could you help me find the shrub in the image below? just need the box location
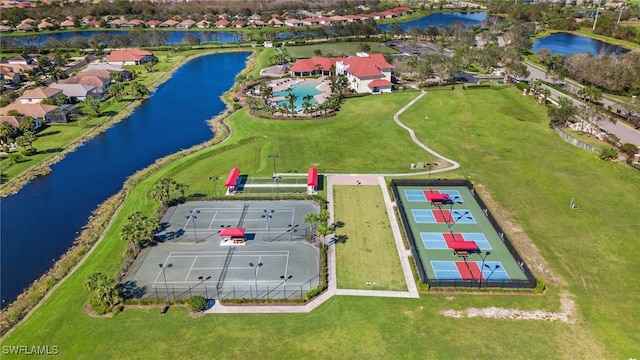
[516,82,530,90]
[534,280,546,294]
[89,297,110,315]
[187,295,207,312]
[599,146,618,161]
[620,143,639,157]
[233,103,242,110]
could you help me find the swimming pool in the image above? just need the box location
[273,80,323,111]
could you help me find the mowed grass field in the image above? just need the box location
[2,86,639,359]
[334,185,406,291]
[285,42,399,59]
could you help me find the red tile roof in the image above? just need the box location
[104,49,153,63]
[367,79,393,88]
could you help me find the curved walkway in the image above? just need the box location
[209,90,460,314]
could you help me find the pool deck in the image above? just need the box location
[267,77,332,110]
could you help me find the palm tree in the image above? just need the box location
[301,94,313,114]
[285,89,297,117]
[1,120,18,140]
[303,213,319,232]
[174,182,189,201]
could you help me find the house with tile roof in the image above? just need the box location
[0,103,68,125]
[18,87,63,104]
[49,83,100,101]
[104,49,154,66]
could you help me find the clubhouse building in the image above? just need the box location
[289,53,393,94]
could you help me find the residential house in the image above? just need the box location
[0,103,65,126]
[121,19,145,28]
[301,17,321,26]
[107,19,127,28]
[176,19,196,29]
[104,49,154,66]
[86,61,132,80]
[252,20,266,28]
[18,87,63,104]
[231,19,246,28]
[268,19,283,27]
[145,20,162,28]
[16,23,33,31]
[49,83,100,101]
[59,19,75,29]
[0,66,22,84]
[214,19,230,28]
[6,54,36,65]
[284,19,304,27]
[58,71,110,95]
[0,25,12,32]
[86,20,101,28]
[196,20,211,28]
[248,14,262,23]
[159,19,178,28]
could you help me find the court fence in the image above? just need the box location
[141,274,321,302]
[391,179,537,289]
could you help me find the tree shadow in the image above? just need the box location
[37,130,61,137]
[120,280,146,299]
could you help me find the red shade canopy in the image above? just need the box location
[307,167,318,186]
[219,228,245,237]
[224,167,241,187]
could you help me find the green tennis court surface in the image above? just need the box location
[392,180,536,288]
[123,200,322,300]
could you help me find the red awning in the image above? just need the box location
[443,233,479,251]
[224,167,241,187]
[219,228,245,237]
[307,167,318,186]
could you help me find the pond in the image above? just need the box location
[532,32,630,56]
[0,52,249,308]
[379,11,488,31]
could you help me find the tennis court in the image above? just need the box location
[124,200,322,300]
[392,180,536,288]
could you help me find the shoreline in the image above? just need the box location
[0,48,248,198]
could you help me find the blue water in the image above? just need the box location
[1,30,244,46]
[0,52,249,307]
[532,32,630,56]
[273,80,322,111]
[379,12,488,31]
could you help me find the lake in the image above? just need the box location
[379,11,488,31]
[0,52,249,308]
[532,32,630,56]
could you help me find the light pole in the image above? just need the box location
[249,262,263,298]
[208,176,219,198]
[159,263,173,301]
[478,251,491,288]
[427,162,438,189]
[287,224,299,241]
[198,275,211,298]
[280,274,293,298]
[262,209,274,241]
[269,154,279,193]
[186,210,200,242]
[483,264,501,288]
[442,196,462,226]
[448,210,471,242]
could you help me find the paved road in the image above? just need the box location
[525,62,640,147]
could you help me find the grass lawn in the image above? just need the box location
[2,84,639,358]
[334,185,406,291]
[285,42,399,59]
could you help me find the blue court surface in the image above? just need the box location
[404,189,463,202]
[420,232,491,250]
[430,261,510,280]
[411,209,476,224]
